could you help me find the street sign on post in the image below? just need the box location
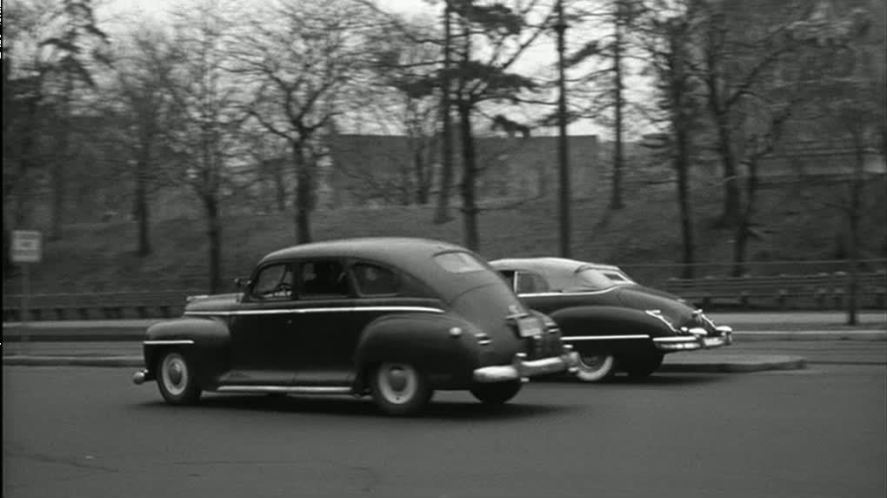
[11,230,42,263]
[10,230,41,350]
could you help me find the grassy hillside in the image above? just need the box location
[5,177,886,293]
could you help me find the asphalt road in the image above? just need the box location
[4,360,885,498]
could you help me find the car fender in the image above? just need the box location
[143,317,230,387]
[354,313,480,389]
[548,305,674,339]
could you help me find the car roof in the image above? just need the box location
[491,257,624,274]
[260,237,466,267]
[259,237,505,303]
[490,257,587,280]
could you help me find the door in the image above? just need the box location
[227,262,298,385]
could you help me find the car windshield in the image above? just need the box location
[601,270,634,284]
[568,267,617,291]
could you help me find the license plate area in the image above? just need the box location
[517,316,543,337]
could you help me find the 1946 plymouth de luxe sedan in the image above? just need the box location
[490,257,733,382]
[133,238,579,415]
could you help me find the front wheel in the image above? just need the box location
[369,362,433,416]
[470,380,522,405]
[156,350,201,405]
[574,352,616,382]
[620,352,664,378]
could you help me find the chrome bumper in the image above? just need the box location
[473,348,580,383]
[653,326,733,352]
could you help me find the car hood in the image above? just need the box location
[615,286,695,327]
[621,283,687,303]
[185,293,242,312]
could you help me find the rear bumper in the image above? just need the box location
[653,327,733,351]
[473,347,580,383]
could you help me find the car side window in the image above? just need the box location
[251,264,294,300]
[352,263,400,296]
[298,260,350,299]
[515,271,549,294]
[497,270,517,290]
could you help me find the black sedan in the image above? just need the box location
[133,238,578,415]
[490,257,732,382]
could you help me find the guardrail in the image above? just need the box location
[664,271,886,310]
[2,290,205,322]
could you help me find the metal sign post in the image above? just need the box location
[11,230,42,351]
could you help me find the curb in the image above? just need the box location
[735,331,887,342]
[2,356,143,367]
[661,355,807,373]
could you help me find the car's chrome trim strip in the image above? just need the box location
[184,306,445,317]
[216,385,352,394]
[562,334,650,341]
[653,336,701,343]
[143,340,196,346]
[518,288,619,297]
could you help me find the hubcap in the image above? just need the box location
[162,355,188,396]
[579,355,607,371]
[378,363,417,404]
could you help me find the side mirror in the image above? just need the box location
[234,277,250,290]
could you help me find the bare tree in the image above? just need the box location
[447,0,553,251]
[160,1,246,292]
[36,0,111,240]
[108,27,180,256]
[365,18,442,205]
[639,0,706,278]
[697,1,808,227]
[232,0,376,244]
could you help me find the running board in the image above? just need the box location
[216,385,353,395]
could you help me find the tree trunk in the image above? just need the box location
[675,129,695,279]
[134,145,151,257]
[204,196,222,294]
[730,159,759,277]
[610,12,625,210]
[457,101,479,251]
[293,141,312,244]
[414,144,431,205]
[845,138,865,325]
[274,160,287,212]
[434,1,454,224]
[51,77,75,241]
[714,115,741,226]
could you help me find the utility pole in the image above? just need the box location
[555,0,571,258]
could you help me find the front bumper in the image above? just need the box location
[473,347,580,383]
[653,326,733,352]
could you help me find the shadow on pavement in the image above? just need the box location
[133,394,580,421]
[533,372,730,387]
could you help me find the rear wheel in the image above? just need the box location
[574,352,616,382]
[369,362,433,416]
[470,380,522,405]
[620,352,664,378]
[156,350,201,405]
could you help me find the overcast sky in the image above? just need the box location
[96,0,613,137]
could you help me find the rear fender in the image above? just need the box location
[550,305,670,355]
[354,313,479,390]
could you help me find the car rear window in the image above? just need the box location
[433,251,486,273]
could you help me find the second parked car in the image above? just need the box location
[491,257,733,382]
